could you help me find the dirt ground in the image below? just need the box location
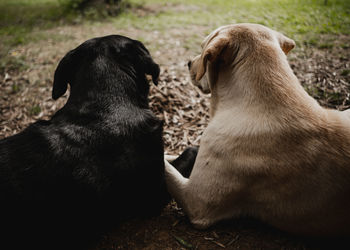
[1,8,350,249]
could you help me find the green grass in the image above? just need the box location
[120,0,350,45]
[29,104,41,116]
[341,69,350,76]
[0,0,349,60]
[0,0,66,47]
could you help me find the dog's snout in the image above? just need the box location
[187,60,192,69]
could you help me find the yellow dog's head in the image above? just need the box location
[188,23,295,94]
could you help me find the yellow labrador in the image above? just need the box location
[165,23,350,236]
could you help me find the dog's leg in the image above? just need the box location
[165,148,240,229]
[164,159,189,191]
[164,159,189,207]
[164,159,217,229]
[164,155,178,162]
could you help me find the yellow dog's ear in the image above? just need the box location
[196,36,230,81]
[277,32,295,55]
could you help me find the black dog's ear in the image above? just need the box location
[135,42,160,85]
[146,61,160,85]
[52,50,76,100]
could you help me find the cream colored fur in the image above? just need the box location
[165,23,350,236]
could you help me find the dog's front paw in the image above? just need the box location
[164,154,178,162]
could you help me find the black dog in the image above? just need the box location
[0,35,197,249]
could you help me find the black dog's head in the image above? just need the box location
[52,35,160,101]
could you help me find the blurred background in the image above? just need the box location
[0,0,350,249]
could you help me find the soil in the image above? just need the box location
[1,8,350,249]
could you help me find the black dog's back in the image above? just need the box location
[0,117,167,249]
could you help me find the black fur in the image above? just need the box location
[171,146,198,178]
[0,35,196,249]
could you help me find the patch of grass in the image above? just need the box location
[304,36,319,47]
[1,0,349,49]
[116,0,350,50]
[304,85,322,98]
[318,43,334,49]
[0,0,66,45]
[0,0,133,75]
[341,69,350,76]
[0,0,130,53]
[183,35,203,53]
[327,92,343,104]
[0,55,28,74]
[0,0,69,67]
[28,105,41,116]
[11,83,21,94]
[1,0,349,64]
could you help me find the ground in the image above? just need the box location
[1,0,350,249]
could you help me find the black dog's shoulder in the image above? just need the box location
[0,120,52,173]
